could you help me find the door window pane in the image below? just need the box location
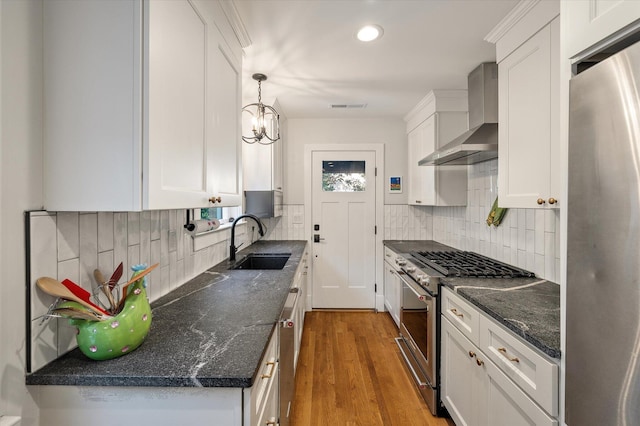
[322,160,366,192]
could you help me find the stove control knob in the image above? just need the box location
[416,274,426,283]
[396,257,407,266]
[406,266,416,273]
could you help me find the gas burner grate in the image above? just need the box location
[413,251,535,278]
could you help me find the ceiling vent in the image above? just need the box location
[329,103,367,109]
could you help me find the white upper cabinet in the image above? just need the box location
[405,91,468,207]
[242,100,285,192]
[565,0,640,60]
[487,0,560,209]
[44,0,242,211]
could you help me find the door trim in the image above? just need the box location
[304,144,384,311]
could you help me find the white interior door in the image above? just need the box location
[311,150,376,309]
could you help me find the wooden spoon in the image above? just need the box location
[36,277,112,317]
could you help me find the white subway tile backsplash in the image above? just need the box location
[127,212,140,246]
[150,210,161,241]
[385,159,561,282]
[28,204,261,372]
[79,213,98,292]
[97,212,114,253]
[114,212,128,277]
[57,212,79,261]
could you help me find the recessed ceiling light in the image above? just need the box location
[357,25,383,42]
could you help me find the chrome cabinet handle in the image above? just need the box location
[265,418,277,425]
[450,308,464,318]
[498,347,520,363]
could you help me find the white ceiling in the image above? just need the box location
[235,0,519,119]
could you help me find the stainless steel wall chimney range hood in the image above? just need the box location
[419,62,498,166]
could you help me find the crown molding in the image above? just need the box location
[403,90,467,124]
[220,0,252,49]
[484,0,539,44]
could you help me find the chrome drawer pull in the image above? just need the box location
[265,418,277,425]
[450,308,464,318]
[498,347,520,363]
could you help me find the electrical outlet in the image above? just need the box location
[168,230,177,252]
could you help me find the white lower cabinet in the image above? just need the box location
[440,288,558,426]
[293,250,309,370]
[383,261,401,328]
[383,247,401,327]
[244,330,279,426]
[442,319,557,426]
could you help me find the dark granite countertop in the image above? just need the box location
[26,240,307,388]
[383,240,561,360]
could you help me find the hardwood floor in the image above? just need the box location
[290,311,456,426]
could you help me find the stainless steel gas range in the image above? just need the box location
[393,250,534,416]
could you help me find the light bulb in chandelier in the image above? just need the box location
[242,73,280,144]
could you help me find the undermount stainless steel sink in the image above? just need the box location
[230,253,291,270]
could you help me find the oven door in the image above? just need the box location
[399,274,436,387]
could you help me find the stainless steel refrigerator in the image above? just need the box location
[567,38,640,425]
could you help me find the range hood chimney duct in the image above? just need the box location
[419,62,498,166]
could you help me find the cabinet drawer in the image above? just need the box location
[384,247,397,264]
[254,366,279,426]
[480,315,558,417]
[251,331,279,420]
[441,287,480,345]
[484,352,558,426]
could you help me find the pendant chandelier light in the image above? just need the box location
[242,73,280,144]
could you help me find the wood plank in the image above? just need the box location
[291,311,455,426]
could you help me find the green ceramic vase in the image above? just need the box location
[69,275,152,361]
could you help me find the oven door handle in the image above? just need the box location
[399,273,430,303]
[395,337,429,389]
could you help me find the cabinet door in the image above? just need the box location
[272,124,284,191]
[383,263,400,328]
[44,0,143,212]
[565,0,640,59]
[208,27,242,207]
[441,318,485,426]
[408,113,467,207]
[498,21,559,209]
[432,112,468,206]
[408,120,427,205]
[146,0,209,209]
